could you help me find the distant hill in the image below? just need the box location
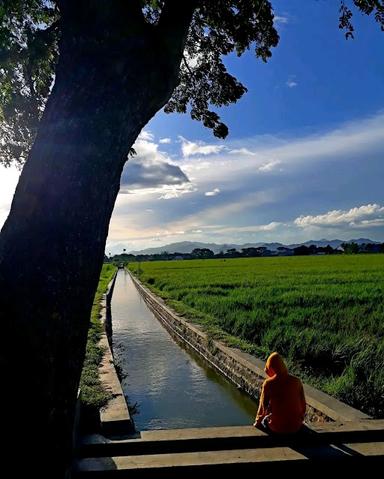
[129,241,239,255]
[128,238,380,255]
[287,238,379,249]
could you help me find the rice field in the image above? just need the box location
[128,255,384,417]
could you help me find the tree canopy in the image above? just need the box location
[0,0,383,167]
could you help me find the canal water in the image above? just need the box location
[111,269,257,431]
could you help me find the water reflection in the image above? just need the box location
[111,269,257,431]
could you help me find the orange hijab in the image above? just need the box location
[265,351,288,377]
[255,352,306,434]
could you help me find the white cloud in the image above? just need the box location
[107,113,384,249]
[137,130,154,141]
[178,113,384,187]
[211,222,283,235]
[0,165,20,230]
[179,136,225,157]
[274,15,289,24]
[198,111,384,181]
[205,188,221,197]
[295,204,384,228]
[286,77,298,88]
[355,219,384,228]
[165,189,279,234]
[258,160,281,172]
[159,138,171,144]
[229,148,256,156]
[159,183,197,200]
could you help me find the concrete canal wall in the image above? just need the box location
[130,272,370,424]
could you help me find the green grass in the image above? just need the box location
[80,263,117,408]
[129,255,384,417]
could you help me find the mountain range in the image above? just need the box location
[128,238,379,255]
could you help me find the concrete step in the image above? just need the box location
[74,441,384,477]
[78,421,384,457]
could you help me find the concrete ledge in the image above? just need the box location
[81,419,384,445]
[78,420,384,461]
[303,382,369,422]
[99,273,135,436]
[76,440,384,476]
[130,272,370,423]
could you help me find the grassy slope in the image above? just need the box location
[80,263,117,408]
[129,255,384,417]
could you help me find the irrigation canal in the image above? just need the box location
[111,269,257,431]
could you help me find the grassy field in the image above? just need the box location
[80,263,117,409]
[129,255,384,417]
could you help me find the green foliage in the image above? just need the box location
[164,1,278,138]
[80,263,117,409]
[0,0,59,166]
[129,255,384,417]
[1,1,382,166]
[341,241,360,254]
[339,1,384,39]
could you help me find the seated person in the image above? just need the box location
[253,352,306,434]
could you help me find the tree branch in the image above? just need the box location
[157,0,199,78]
[159,0,199,46]
[182,54,194,77]
[122,0,143,15]
[57,0,146,33]
[115,0,145,26]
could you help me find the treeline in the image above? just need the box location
[107,241,384,264]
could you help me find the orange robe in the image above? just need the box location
[255,352,306,434]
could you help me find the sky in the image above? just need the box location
[1,1,384,254]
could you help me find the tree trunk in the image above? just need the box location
[0,21,183,476]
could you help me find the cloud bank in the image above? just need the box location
[295,204,384,228]
[107,112,384,252]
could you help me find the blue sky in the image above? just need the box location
[1,1,383,253]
